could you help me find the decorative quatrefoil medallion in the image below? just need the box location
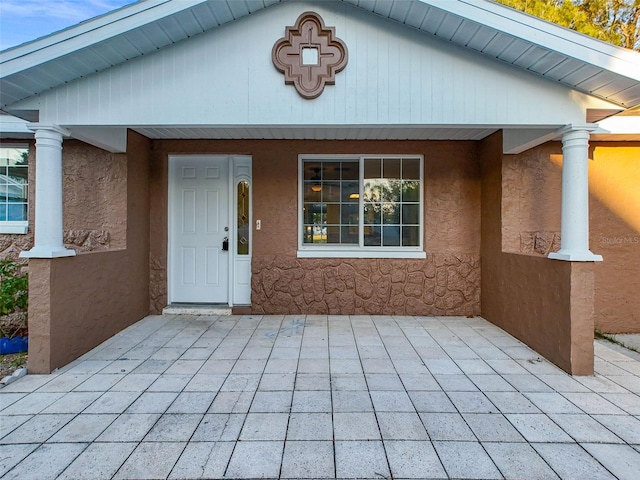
[272,12,348,99]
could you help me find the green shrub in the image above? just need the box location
[0,261,28,315]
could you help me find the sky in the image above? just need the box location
[0,0,139,51]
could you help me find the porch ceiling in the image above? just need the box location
[1,0,640,111]
[132,125,499,141]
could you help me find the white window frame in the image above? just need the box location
[297,154,426,259]
[0,143,29,234]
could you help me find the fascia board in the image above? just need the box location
[0,0,210,77]
[424,0,640,81]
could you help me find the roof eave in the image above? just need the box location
[2,0,640,110]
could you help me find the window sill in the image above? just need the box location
[0,222,28,234]
[297,248,426,259]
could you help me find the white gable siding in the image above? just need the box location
[19,1,616,127]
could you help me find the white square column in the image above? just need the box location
[20,125,76,259]
[548,125,602,262]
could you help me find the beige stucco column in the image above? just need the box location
[549,124,602,262]
[20,124,76,259]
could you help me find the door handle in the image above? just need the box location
[222,237,229,251]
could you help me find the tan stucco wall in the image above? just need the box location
[150,139,481,315]
[502,143,562,255]
[590,143,640,333]
[480,131,594,375]
[27,131,151,373]
[501,141,640,334]
[62,140,127,251]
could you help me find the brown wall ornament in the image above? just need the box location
[272,12,348,99]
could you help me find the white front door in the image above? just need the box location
[169,155,229,303]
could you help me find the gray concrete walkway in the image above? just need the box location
[606,333,640,354]
[1,314,640,480]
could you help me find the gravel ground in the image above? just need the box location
[0,311,27,338]
[0,311,28,380]
[0,352,27,379]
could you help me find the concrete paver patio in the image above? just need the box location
[1,314,640,480]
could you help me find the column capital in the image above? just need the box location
[26,123,70,137]
[556,123,599,137]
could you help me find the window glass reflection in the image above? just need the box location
[302,156,422,248]
[0,146,29,222]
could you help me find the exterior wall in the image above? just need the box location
[589,143,640,333]
[502,143,562,256]
[251,256,479,315]
[28,131,151,373]
[2,137,133,372]
[480,131,594,375]
[0,233,32,264]
[0,139,128,262]
[62,140,127,251]
[150,139,481,316]
[502,141,640,333]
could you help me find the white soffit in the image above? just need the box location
[1,0,640,112]
[132,126,499,141]
[502,127,559,154]
[69,127,128,152]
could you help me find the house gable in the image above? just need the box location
[2,0,639,153]
[12,1,618,129]
[3,0,640,110]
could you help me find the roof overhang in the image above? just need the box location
[1,0,640,114]
[3,117,636,153]
[0,114,33,139]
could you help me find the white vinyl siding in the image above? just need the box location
[16,2,613,128]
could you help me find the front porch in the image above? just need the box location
[3,0,640,383]
[2,314,640,479]
[20,132,600,376]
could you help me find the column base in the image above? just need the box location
[548,250,603,262]
[20,246,76,259]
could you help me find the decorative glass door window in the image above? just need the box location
[237,181,250,255]
[300,155,423,256]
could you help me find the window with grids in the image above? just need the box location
[0,146,28,225]
[300,156,422,252]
